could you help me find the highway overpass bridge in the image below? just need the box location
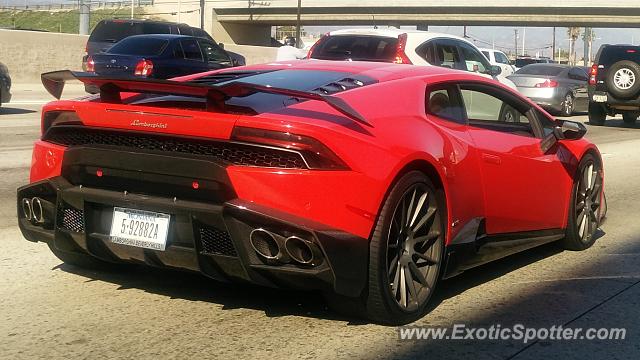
[153,1,640,45]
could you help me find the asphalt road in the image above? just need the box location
[1,85,640,360]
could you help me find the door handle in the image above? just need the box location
[482,153,502,165]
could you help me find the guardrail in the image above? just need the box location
[0,1,154,11]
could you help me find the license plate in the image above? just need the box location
[109,207,170,251]
[592,94,608,102]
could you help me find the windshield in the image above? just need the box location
[107,37,169,56]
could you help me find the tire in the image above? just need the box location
[605,60,640,99]
[622,112,638,125]
[47,243,126,270]
[561,93,574,117]
[561,153,604,251]
[361,171,445,324]
[588,102,607,125]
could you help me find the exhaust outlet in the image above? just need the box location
[21,198,33,221]
[284,236,317,265]
[31,197,54,225]
[249,229,282,261]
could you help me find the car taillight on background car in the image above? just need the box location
[589,64,598,85]
[393,33,412,64]
[231,126,349,170]
[85,56,95,72]
[134,59,154,77]
[534,79,558,88]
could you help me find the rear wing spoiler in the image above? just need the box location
[41,70,371,127]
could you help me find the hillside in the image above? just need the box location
[0,8,152,34]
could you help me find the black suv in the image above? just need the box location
[588,44,640,125]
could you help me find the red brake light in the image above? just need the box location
[534,79,558,88]
[589,64,598,85]
[86,56,95,72]
[306,32,329,59]
[393,33,412,64]
[231,126,349,170]
[134,59,154,77]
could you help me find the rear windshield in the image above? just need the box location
[515,58,540,68]
[107,37,169,56]
[515,65,565,76]
[89,21,171,43]
[310,35,398,62]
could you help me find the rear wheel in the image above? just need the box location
[363,171,445,324]
[606,60,640,99]
[561,93,574,116]
[588,102,607,126]
[622,112,638,125]
[561,154,603,251]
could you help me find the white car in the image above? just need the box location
[480,48,516,77]
[307,28,517,90]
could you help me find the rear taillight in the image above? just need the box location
[42,111,82,135]
[134,59,154,77]
[589,64,598,85]
[534,79,558,88]
[393,33,412,64]
[86,56,95,72]
[231,126,349,170]
[306,33,329,59]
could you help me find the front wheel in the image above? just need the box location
[588,102,607,126]
[362,171,445,324]
[561,154,604,251]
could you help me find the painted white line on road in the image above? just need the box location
[6,101,47,105]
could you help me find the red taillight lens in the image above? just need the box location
[534,79,558,88]
[306,33,329,59]
[393,33,412,64]
[589,64,598,85]
[134,59,154,77]
[231,126,349,170]
[42,111,82,135]
[86,56,95,72]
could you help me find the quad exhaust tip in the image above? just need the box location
[21,198,32,221]
[249,228,282,261]
[31,197,45,224]
[284,236,315,265]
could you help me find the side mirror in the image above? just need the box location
[541,120,587,152]
[218,42,225,49]
[487,65,502,76]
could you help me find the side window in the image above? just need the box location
[535,109,558,137]
[481,51,491,61]
[178,25,193,36]
[198,40,231,63]
[173,42,185,59]
[434,41,463,70]
[461,86,535,137]
[458,42,488,73]
[181,39,203,61]
[569,67,588,81]
[495,52,510,64]
[426,85,466,124]
[417,41,437,64]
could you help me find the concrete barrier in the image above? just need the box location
[0,29,279,83]
[0,30,87,83]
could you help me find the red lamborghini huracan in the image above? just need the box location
[18,61,605,324]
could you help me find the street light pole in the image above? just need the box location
[295,0,301,48]
[131,0,134,19]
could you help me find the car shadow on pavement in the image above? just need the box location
[54,238,577,325]
[0,107,37,115]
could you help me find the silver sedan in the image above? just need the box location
[507,64,589,116]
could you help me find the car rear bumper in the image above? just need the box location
[589,87,640,111]
[17,176,369,297]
